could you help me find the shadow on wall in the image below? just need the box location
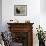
[0,0,2,32]
[40,0,46,14]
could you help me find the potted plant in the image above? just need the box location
[36,25,45,46]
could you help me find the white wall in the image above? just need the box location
[40,0,46,32]
[0,0,2,32]
[2,0,46,46]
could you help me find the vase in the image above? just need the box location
[39,40,45,46]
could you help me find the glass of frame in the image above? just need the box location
[14,5,27,16]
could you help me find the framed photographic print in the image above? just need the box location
[14,5,27,16]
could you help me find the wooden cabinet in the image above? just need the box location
[7,23,34,46]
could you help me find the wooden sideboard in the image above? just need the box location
[7,23,34,46]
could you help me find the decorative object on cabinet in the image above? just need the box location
[14,5,27,16]
[8,19,19,23]
[7,23,34,46]
[25,20,30,23]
